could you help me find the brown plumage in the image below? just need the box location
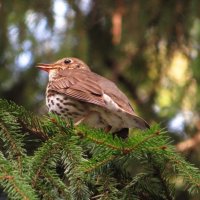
[37,57,150,138]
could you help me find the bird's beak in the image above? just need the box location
[36,63,59,72]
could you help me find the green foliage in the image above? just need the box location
[0,98,200,200]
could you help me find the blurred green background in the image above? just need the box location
[0,0,200,199]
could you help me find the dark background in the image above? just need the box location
[0,0,200,199]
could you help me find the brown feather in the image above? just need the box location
[49,69,136,115]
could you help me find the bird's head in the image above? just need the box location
[37,57,90,79]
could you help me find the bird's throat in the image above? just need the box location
[49,69,58,81]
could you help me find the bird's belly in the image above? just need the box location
[46,93,86,121]
[86,106,125,132]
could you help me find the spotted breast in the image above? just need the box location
[46,88,87,122]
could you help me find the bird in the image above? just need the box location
[37,57,150,138]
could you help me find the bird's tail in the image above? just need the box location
[122,112,150,130]
[132,115,150,130]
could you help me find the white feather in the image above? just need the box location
[103,93,121,111]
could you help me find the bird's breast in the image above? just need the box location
[46,89,86,120]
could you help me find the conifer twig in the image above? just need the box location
[20,120,49,141]
[122,131,160,154]
[77,130,120,150]
[84,155,117,173]
[152,163,173,200]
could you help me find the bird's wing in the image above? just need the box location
[49,69,150,129]
[49,69,106,107]
[49,69,135,114]
[96,74,135,114]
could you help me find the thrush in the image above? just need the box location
[37,57,149,138]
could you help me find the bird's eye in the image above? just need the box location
[64,59,71,64]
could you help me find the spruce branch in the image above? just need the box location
[0,152,38,200]
[43,169,70,198]
[83,155,117,173]
[150,157,174,200]
[61,135,91,200]
[0,99,200,199]
[30,136,62,187]
[0,111,26,174]
[0,99,49,141]
[91,171,121,200]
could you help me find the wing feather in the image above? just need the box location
[49,69,135,114]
